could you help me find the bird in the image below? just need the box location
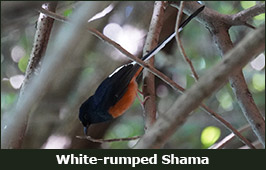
[79,6,205,135]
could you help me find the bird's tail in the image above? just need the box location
[141,5,205,62]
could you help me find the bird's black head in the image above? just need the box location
[79,96,113,135]
[79,96,95,135]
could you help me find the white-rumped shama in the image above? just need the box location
[79,6,205,135]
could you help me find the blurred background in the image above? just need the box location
[1,1,265,149]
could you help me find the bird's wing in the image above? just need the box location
[93,63,140,111]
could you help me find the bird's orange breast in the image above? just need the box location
[108,80,138,118]
[108,67,142,118]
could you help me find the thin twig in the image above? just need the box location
[209,124,251,149]
[175,1,199,80]
[244,23,256,29]
[200,104,255,149]
[76,135,141,143]
[39,7,68,23]
[238,140,262,149]
[39,9,256,148]
[231,2,265,24]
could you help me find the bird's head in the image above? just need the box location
[79,95,113,135]
[79,96,94,135]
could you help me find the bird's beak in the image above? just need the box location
[83,125,89,136]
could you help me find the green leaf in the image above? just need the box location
[240,1,256,9]
[194,57,206,70]
[216,90,233,111]
[19,34,30,53]
[254,13,265,20]
[201,126,221,148]
[63,8,73,17]
[252,73,265,92]
[1,93,17,110]
[18,55,29,73]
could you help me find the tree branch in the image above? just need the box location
[134,24,265,149]
[231,2,265,24]
[19,2,57,98]
[142,1,166,130]
[171,2,264,30]
[76,135,141,144]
